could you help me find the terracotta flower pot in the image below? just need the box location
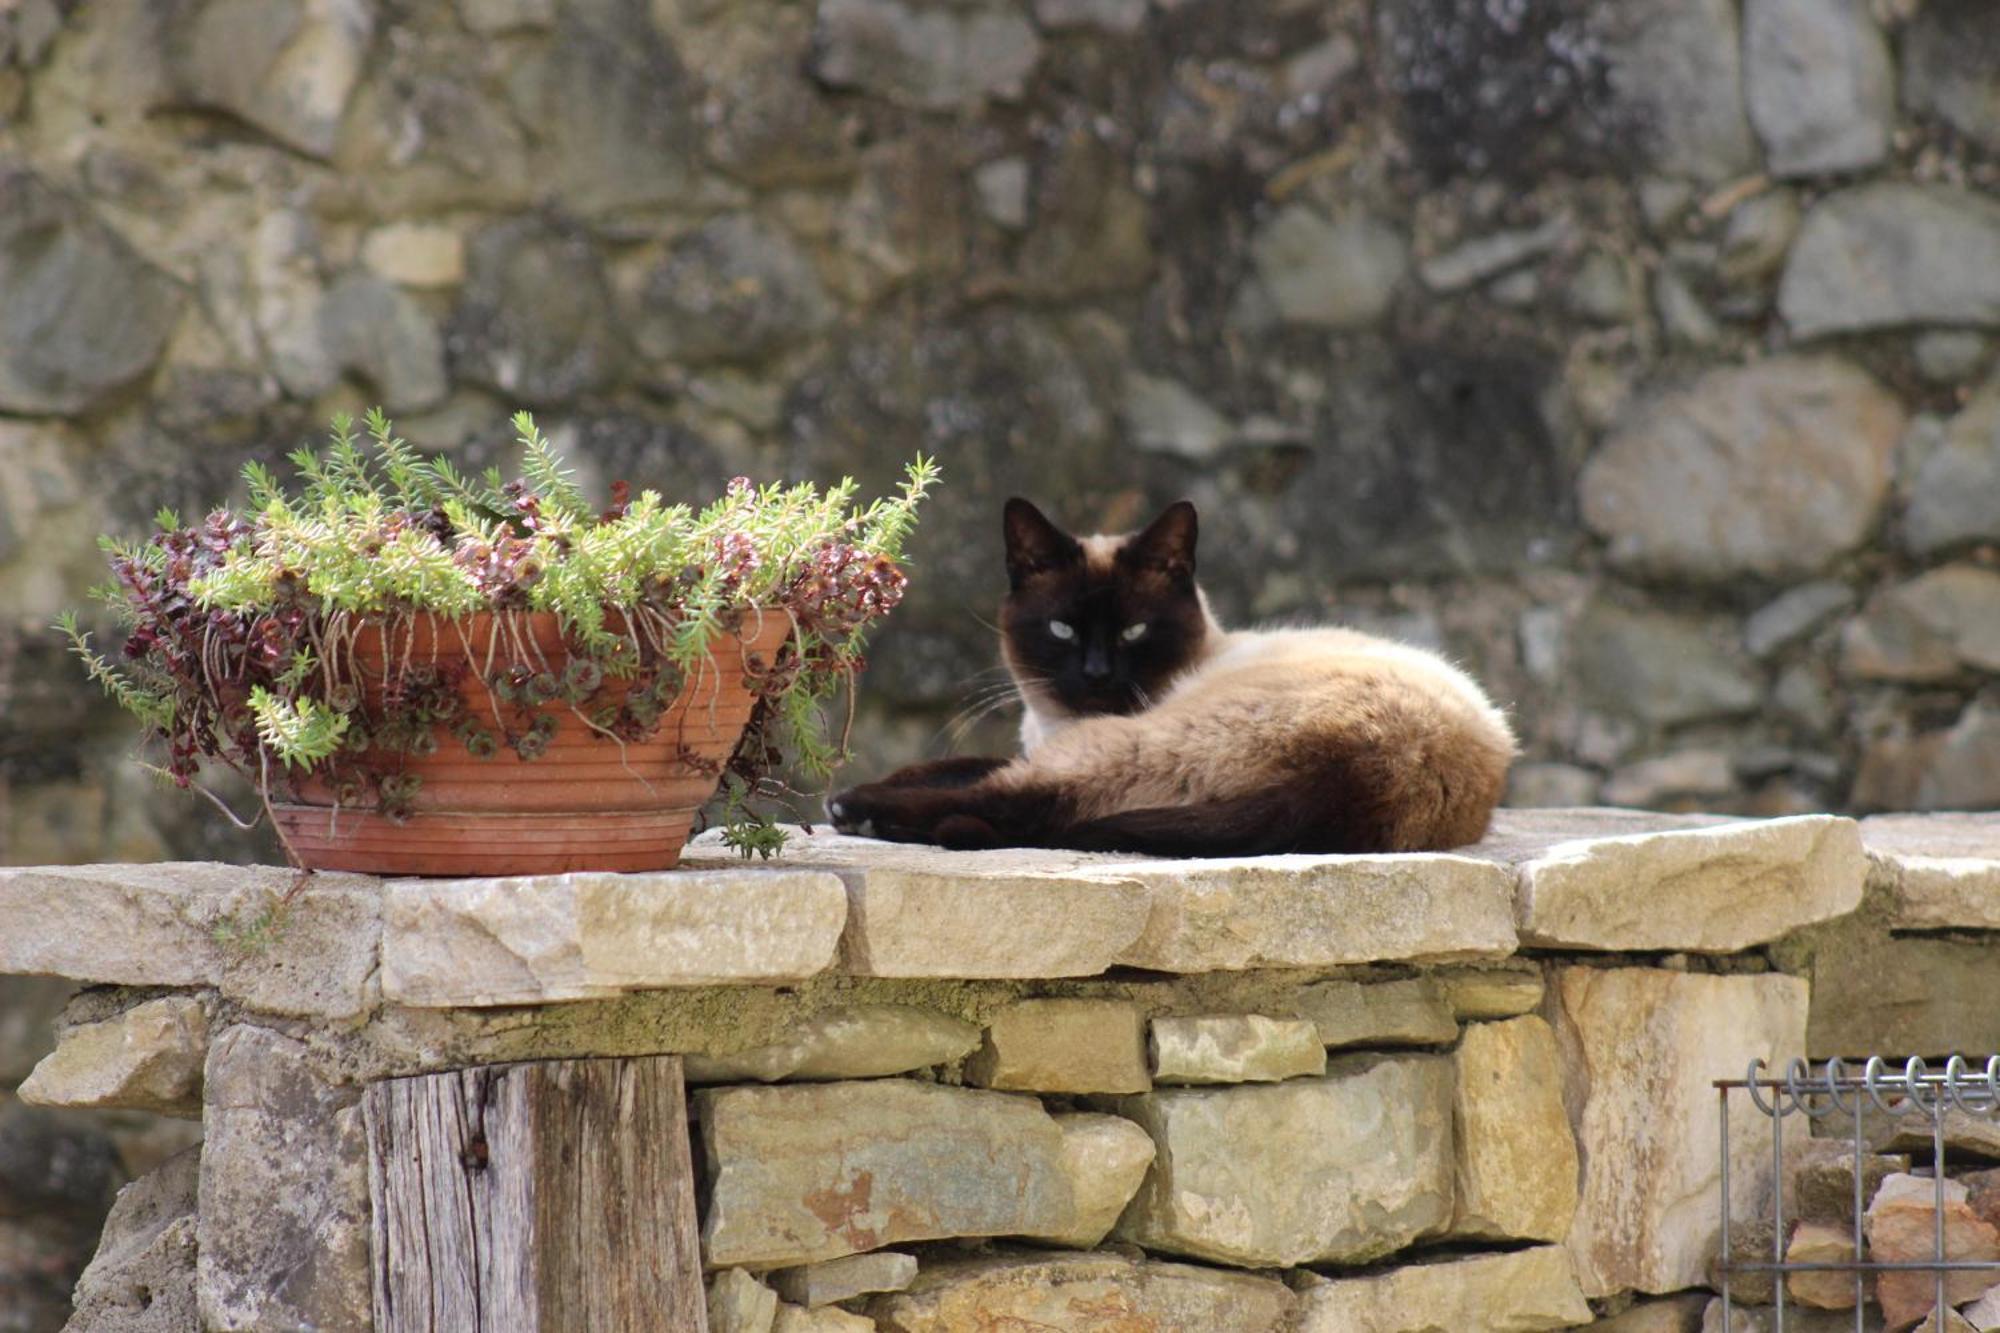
[271,610,792,876]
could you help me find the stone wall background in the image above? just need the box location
[3,0,2000,866]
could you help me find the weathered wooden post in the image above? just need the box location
[363,1055,708,1332]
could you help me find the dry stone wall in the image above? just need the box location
[12,809,2000,1331]
[4,1,2000,869]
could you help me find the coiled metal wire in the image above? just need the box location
[1716,1054,2000,1332]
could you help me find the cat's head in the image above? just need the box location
[999,498,1213,717]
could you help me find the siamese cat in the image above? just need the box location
[827,498,1516,856]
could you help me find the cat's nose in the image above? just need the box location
[1082,645,1111,681]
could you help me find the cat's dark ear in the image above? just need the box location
[1003,498,1082,589]
[1121,500,1198,583]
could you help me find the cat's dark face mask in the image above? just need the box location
[998,498,1209,718]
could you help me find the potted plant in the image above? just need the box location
[60,408,936,876]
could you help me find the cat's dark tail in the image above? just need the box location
[1051,788,1400,857]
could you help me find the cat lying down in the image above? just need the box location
[828,498,1516,857]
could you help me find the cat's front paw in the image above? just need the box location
[826,786,880,839]
[826,783,947,844]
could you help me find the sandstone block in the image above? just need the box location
[163,0,372,159]
[709,1268,780,1333]
[1569,603,1761,724]
[1745,582,1855,660]
[197,1026,370,1332]
[1148,1014,1325,1085]
[63,1146,200,1333]
[1513,814,1866,952]
[381,869,847,1005]
[965,999,1149,1095]
[1437,963,1546,1019]
[774,1304,876,1332]
[361,222,465,288]
[1552,967,1809,1297]
[1793,1139,1906,1224]
[1963,1284,2000,1332]
[0,168,184,416]
[1868,1173,2000,1330]
[1450,1016,1578,1243]
[773,1252,917,1307]
[1248,205,1408,330]
[1743,0,1892,176]
[1902,0,2000,151]
[1580,358,1903,580]
[19,996,207,1118]
[1035,1113,1155,1249]
[1291,1245,1593,1332]
[1842,567,2000,682]
[1295,976,1457,1049]
[1118,852,1518,971]
[635,215,832,366]
[684,1006,980,1084]
[1780,185,2000,337]
[809,0,1041,110]
[0,863,380,1019]
[722,839,1157,978]
[1593,1296,1711,1331]
[697,1080,1074,1268]
[317,271,447,412]
[868,1251,1296,1332]
[1110,1054,1452,1267]
[1863,814,2000,930]
[1786,1220,1863,1310]
[1902,377,2000,555]
[1713,1218,1780,1306]
[452,217,622,403]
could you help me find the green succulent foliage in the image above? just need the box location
[65,409,939,850]
[715,775,792,861]
[247,686,351,769]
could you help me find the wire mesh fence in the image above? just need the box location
[1717,1056,2000,1332]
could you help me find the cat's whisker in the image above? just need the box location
[940,680,1025,734]
[940,694,1022,749]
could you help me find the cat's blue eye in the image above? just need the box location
[1121,623,1149,642]
[1048,620,1076,641]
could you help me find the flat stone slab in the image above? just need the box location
[0,811,1904,1014]
[1861,813,2000,929]
[0,863,380,1019]
[691,834,1153,977]
[1297,976,1458,1049]
[869,1251,1297,1332]
[692,831,1517,973]
[697,1079,1076,1268]
[19,995,209,1118]
[965,998,1150,1094]
[771,1251,917,1307]
[685,1005,980,1084]
[1110,1053,1453,1267]
[1149,1014,1326,1085]
[1114,850,1518,970]
[1292,1245,1593,1332]
[381,868,848,1006]
[1482,810,1866,951]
